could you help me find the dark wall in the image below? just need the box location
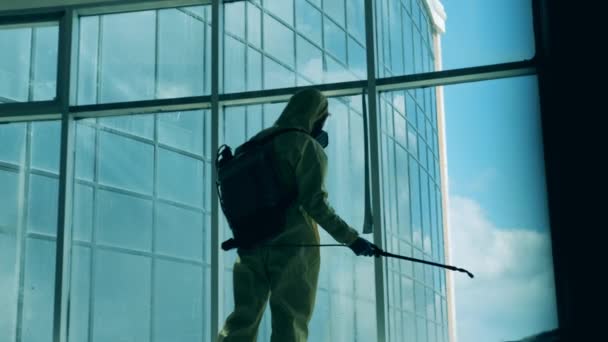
[535,0,603,340]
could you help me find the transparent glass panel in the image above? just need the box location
[324,18,346,64]
[158,148,204,207]
[296,0,322,43]
[265,0,293,25]
[158,8,208,98]
[224,35,246,93]
[0,23,58,102]
[69,111,212,341]
[31,120,61,173]
[76,6,210,105]
[154,260,204,342]
[22,238,57,342]
[28,174,59,236]
[73,183,94,242]
[376,0,535,76]
[96,189,153,251]
[93,250,152,341]
[444,76,558,341]
[0,122,26,164]
[263,13,295,67]
[0,120,59,341]
[98,130,154,194]
[223,0,365,91]
[247,2,262,47]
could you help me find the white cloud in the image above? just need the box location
[466,168,498,194]
[449,195,558,342]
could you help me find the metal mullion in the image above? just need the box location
[292,0,297,83]
[157,142,211,162]
[69,96,212,118]
[15,120,33,342]
[28,27,36,102]
[25,232,58,242]
[0,161,21,172]
[53,8,76,342]
[363,0,386,341]
[29,168,60,178]
[219,79,366,106]
[95,183,154,201]
[150,10,160,342]
[86,112,100,342]
[377,60,536,92]
[210,1,222,341]
[96,124,155,144]
[95,15,103,105]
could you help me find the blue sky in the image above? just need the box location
[441,0,558,341]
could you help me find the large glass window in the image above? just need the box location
[0,120,59,342]
[0,1,558,341]
[0,23,58,102]
[222,0,366,92]
[68,111,212,341]
[76,6,211,105]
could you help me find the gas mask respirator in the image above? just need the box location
[311,114,329,148]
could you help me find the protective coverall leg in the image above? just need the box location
[218,249,270,342]
[217,246,320,342]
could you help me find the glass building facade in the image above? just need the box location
[0,1,450,341]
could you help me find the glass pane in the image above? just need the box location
[93,250,152,341]
[98,130,154,194]
[376,0,535,77]
[263,14,294,68]
[73,183,94,242]
[224,0,245,39]
[0,120,59,341]
[158,110,206,155]
[96,189,153,251]
[28,174,59,236]
[69,111,212,341]
[31,120,61,173]
[445,76,558,340]
[0,23,58,102]
[324,0,346,26]
[32,26,59,101]
[154,260,204,341]
[100,11,156,103]
[220,95,375,341]
[0,122,26,164]
[76,6,210,105]
[223,0,365,92]
[158,148,204,207]
[265,0,293,25]
[68,246,90,342]
[22,238,57,342]
[296,0,322,43]
[324,18,346,64]
[247,2,262,47]
[158,8,208,99]
[224,35,246,93]
[155,203,204,261]
[75,122,95,181]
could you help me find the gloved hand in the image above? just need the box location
[348,237,379,257]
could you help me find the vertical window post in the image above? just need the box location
[53,8,76,342]
[210,1,223,341]
[364,0,387,341]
